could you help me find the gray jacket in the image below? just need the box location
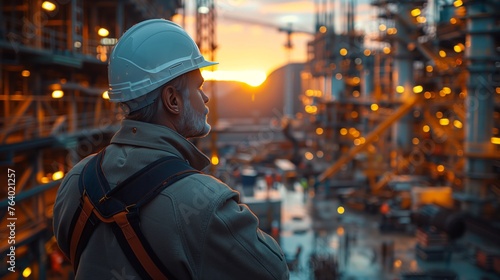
[53,119,289,279]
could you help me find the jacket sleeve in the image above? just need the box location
[200,191,290,280]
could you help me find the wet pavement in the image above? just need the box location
[247,181,500,280]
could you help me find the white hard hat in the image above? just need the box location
[108,19,217,110]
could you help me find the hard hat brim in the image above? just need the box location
[198,60,218,69]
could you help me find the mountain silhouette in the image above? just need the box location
[208,63,305,120]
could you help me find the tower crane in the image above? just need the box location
[220,14,314,51]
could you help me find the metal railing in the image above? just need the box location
[1,16,108,61]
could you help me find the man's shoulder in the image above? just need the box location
[59,153,97,186]
[66,154,96,177]
[167,173,239,201]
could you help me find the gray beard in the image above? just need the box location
[179,98,211,138]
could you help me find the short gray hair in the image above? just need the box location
[122,73,189,123]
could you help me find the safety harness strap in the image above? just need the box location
[65,149,199,279]
[113,212,168,280]
[69,194,96,272]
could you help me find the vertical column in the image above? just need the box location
[70,0,83,53]
[391,2,413,153]
[284,65,294,117]
[361,54,374,98]
[116,0,124,37]
[196,0,218,170]
[463,0,496,215]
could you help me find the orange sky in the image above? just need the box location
[173,0,376,86]
[172,1,315,79]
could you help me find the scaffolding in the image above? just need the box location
[0,1,181,278]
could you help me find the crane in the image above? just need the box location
[219,14,314,51]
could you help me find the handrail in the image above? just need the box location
[0,180,61,209]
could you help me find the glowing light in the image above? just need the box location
[411,8,421,17]
[439,118,450,126]
[306,90,323,97]
[202,70,267,87]
[453,120,463,128]
[424,91,432,99]
[413,85,423,93]
[378,24,387,32]
[394,260,402,268]
[52,90,64,99]
[74,41,81,48]
[423,125,430,132]
[383,47,391,54]
[439,50,446,58]
[371,103,379,111]
[316,151,324,158]
[335,73,343,80]
[40,177,50,184]
[340,48,348,56]
[21,70,31,77]
[42,1,56,11]
[337,227,344,236]
[352,77,360,84]
[426,65,433,72]
[450,17,457,24]
[352,90,360,98]
[436,111,443,118]
[354,139,361,146]
[211,155,219,165]
[359,137,366,144]
[52,171,64,180]
[340,128,348,135]
[102,91,109,100]
[305,105,318,114]
[98,28,109,37]
[496,87,500,94]
[198,6,210,14]
[453,0,463,7]
[387,27,397,35]
[305,152,314,160]
[22,267,32,278]
[442,87,451,94]
[416,16,427,23]
[437,165,445,172]
[316,127,324,135]
[351,111,358,118]
[454,44,462,53]
[319,25,327,33]
[337,206,345,215]
[364,49,371,56]
[491,137,500,145]
[412,138,420,145]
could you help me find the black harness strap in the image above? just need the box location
[64,150,200,279]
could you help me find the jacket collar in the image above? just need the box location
[110,119,211,171]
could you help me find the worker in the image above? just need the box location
[53,19,289,280]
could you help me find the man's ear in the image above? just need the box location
[161,86,181,115]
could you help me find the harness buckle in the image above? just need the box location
[98,194,109,204]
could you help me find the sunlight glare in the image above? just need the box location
[202,70,267,87]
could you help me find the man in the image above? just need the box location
[53,19,289,279]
